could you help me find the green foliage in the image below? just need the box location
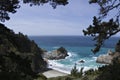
[84,69,94,75]
[64,77,72,80]
[48,76,74,80]
[71,64,78,77]
[71,64,83,78]
[95,61,120,80]
[89,0,120,20]
[0,0,68,22]
[23,0,68,9]
[0,23,47,79]
[0,52,36,80]
[84,0,120,53]
[0,0,20,22]
[79,67,84,78]
[35,74,47,80]
[83,17,120,53]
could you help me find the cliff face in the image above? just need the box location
[0,23,47,79]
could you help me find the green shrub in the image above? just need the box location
[71,64,83,78]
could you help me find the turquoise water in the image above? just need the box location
[44,46,111,73]
[29,36,119,73]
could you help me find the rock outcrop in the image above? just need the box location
[44,47,68,60]
[96,50,120,64]
[78,60,85,63]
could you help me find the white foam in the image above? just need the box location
[65,52,72,59]
[48,60,71,74]
[46,52,101,75]
[48,59,99,74]
[48,60,64,67]
[68,52,72,57]
[47,51,74,74]
[48,59,101,75]
[92,56,97,60]
[77,66,98,72]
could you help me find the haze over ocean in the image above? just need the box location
[29,36,119,73]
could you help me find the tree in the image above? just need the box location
[71,64,84,78]
[0,0,68,22]
[83,16,119,53]
[0,0,20,22]
[0,52,37,80]
[83,0,120,53]
[0,23,48,79]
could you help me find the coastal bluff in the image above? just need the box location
[43,47,68,60]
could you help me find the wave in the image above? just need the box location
[47,51,75,74]
[65,52,72,59]
[48,59,99,74]
[47,51,102,74]
[48,60,71,74]
[79,66,98,72]
[92,56,97,60]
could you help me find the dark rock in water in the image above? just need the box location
[44,47,68,60]
[79,60,85,63]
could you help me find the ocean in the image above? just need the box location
[29,36,119,74]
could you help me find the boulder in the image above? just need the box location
[96,50,120,64]
[44,47,68,60]
[78,60,85,63]
[96,54,113,64]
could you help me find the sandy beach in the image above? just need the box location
[42,69,68,78]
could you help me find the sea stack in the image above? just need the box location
[44,47,68,60]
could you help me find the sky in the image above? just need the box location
[4,0,120,36]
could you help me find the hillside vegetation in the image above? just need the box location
[0,23,47,80]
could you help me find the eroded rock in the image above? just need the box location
[96,50,120,64]
[44,47,68,60]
